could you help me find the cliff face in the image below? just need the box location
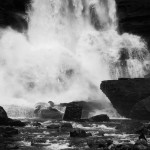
[100,78,150,119]
[116,0,150,47]
[0,0,29,31]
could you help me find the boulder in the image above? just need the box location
[60,123,73,130]
[89,114,110,122]
[87,139,107,149]
[63,102,83,121]
[47,124,60,130]
[135,139,148,146]
[32,122,42,127]
[70,129,92,138]
[87,138,113,149]
[115,144,133,150]
[39,108,63,119]
[34,102,63,119]
[61,101,104,118]
[133,145,148,150]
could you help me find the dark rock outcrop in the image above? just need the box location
[87,139,113,149]
[70,129,92,138]
[100,78,150,119]
[47,124,60,130]
[63,102,83,121]
[34,102,63,119]
[61,123,73,130]
[61,101,104,119]
[89,114,110,122]
[47,123,73,131]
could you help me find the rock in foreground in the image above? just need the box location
[63,102,83,121]
[101,78,150,120]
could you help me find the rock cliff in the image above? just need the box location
[100,78,150,119]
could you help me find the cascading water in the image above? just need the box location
[0,0,150,117]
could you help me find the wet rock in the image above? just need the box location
[0,126,19,138]
[48,101,54,107]
[133,145,148,150]
[34,102,63,119]
[135,139,148,146]
[61,101,104,118]
[87,138,113,149]
[70,129,92,138]
[61,123,73,130]
[115,144,133,150]
[133,138,149,150]
[89,114,110,122]
[101,78,150,119]
[40,108,63,119]
[32,121,42,127]
[47,124,60,129]
[63,102,83,121]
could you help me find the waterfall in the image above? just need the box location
[0,0,149,117]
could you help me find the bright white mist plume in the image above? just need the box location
[0,0,150,117]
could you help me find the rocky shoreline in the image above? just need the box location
[0,105,150,150]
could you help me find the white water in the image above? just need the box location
[0,0,150,117]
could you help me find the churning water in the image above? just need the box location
[0,0,150,116]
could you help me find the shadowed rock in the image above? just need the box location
[34,102,63,119]
[89,114,110,122]
[70,129,92,138]
[63,102,83,121]
[100,78,150,119]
